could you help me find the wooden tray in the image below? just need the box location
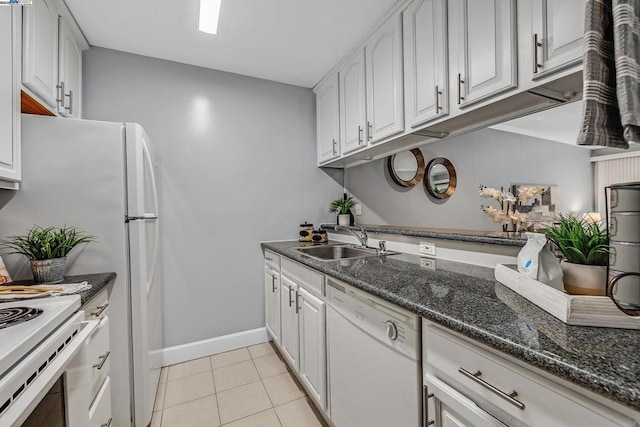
[494,264,640,330]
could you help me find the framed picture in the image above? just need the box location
[0,256,12,284]
[511,184,557,222]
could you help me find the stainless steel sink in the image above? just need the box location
[293,245,396,261]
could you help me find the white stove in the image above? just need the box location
[0,295,99,426]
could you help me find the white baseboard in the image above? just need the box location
[160,327,269,367]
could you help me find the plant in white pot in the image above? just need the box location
[3,226,95,284]
[329,196,356,226]
[545,214,609,295]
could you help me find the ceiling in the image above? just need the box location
[490,101,599,149]
[65,0,398,88]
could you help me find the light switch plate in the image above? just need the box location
[419,242,436,256]
[354,203,362,216]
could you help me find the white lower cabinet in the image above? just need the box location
[271,258,327,411]
[297,287,326,409]
[423,322,636,427]
[265,266,281,345]
[88,376,112,427]
[279,275,300,370]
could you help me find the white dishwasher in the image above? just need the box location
[326,277,422,427]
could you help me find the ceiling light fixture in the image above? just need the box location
[199,0,222,34]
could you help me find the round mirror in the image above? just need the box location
[425,158,457,199]
[387,148,425,187]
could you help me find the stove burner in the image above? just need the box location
[0,307,43,329]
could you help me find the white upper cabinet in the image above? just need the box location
[0,7,21,188]
[450,0,517,107]
[366,14,404,142]
[339,49,367,155]
[58,17,82,118]
[22,0,59,109]
[531,0,586,79]
[403,0,448,128]
[315,74,340,163]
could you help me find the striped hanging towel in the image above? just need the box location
[578,0,640,148]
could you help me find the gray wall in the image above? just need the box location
[348,129,593,231]
[82,47,342,348]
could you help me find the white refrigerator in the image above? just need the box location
[0,114,163,427]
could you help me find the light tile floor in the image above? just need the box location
[152,342,328,427]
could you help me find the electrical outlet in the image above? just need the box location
[419,242,436,256]
[420,257,436,270]
[354,203,362,216]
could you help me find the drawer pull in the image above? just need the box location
[265,256,273,261]
[91,303,109,317]
[100,418,112,427]
[458,368,525,410]
[93,351,111,370]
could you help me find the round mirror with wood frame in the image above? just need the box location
[387,148,426,187]
[425,158,457,199]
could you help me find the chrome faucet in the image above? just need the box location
[321,224,368,248]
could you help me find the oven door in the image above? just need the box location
[424,373,507,427]
[0,312,98,426]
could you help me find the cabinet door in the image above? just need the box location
[58,17,82,118]
[404,0,449,128]
[315,74,340,163]
[265,267,281,345]
[452,0,517,107]
[531,0,585,78]
[279,276,299,370]
[298,287,326,409]
[23,0,59,109]
[339,49,367,155]
[366,14,404,142]
[0,7,20,185]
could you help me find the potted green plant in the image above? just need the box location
[2,225,95,284]
[329,196,356,226]
[545,214,609,295]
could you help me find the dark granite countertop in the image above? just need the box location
[324,224,527,247]
[262,241,640,411]
[9,272,116,307]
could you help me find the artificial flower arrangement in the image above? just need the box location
[479,185,546,232]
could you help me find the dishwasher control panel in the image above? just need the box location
[327,278,420,360]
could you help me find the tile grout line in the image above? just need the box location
[210,356,222,427]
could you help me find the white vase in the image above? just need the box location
[338,214,351,226]
[561,261,607,296]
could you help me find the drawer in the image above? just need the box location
[424,326,635,427]
[86,316,110,402]
[84,288,109,321]
[264,250,280,270]
[282,257,324,296]
[89,376,112,427]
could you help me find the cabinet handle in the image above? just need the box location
[65,90,73,114]
[458,368,525,410]
[332,139,337,155]
[265,256,273,261]
[100,418,112,427]
[56,81,65,107]
[288,286,294,307]
[533,33,543,74]
[93,351,111,370]
[457,74,465,104]
[435,86,442,113]
[423,385,434,427]
[358,126,363,144]
[367,121,373,141]
[271,275,277,292]
[295,291,301,314]
[91,303,109,318]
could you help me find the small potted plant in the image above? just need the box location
[329,196,355,226]
[2,225,95,284]
[545,214,609,295]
